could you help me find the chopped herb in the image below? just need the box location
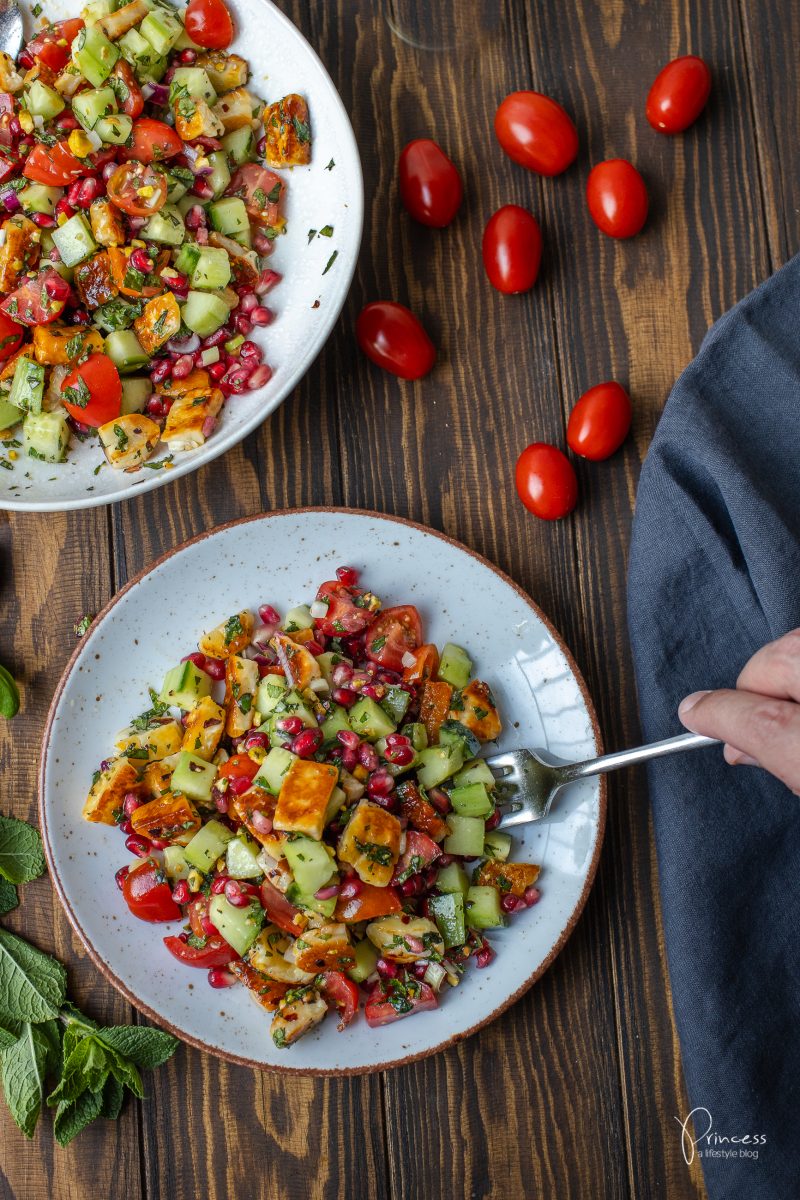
[64,333,84,361]
[113,424,129,453]
[224,614,244,645]
[292,115,311,144]
[142,455,174,470]
[307,229,317,244]
[322,250,338,275]
[319,225,333,237]
[74,615,93,638]
[31,1,42,14]
[325,158,335,171]
[354,838,392,867]
[266,181,281,204]
[252,187,267,209]
[61,374,91,410]
[370,635,386,654]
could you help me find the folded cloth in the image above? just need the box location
[627,254,800,1199]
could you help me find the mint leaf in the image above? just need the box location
[98,1025,177,1070]
[0,878,17,915]
[1,1019,61,1137]
[53,1087,102,1146]
[47,1038,93,1107]
[0,930,66,1024]
[0,816,45,885]
[99,1074,124,1120]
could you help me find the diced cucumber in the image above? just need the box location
[24,80,65,120]
[18,184,62,216]
[174,241,202,276]
[72,24,119,86]
[173,23,203,52]
[221,124,256,165]
[118,27,162,81]
[225,832,263,880]
[142,203,185,246]
[324,785,346,826]
[483,831,512,862]
[120,376,151,415]
[82,0,118,24]
[189,246,231,291]
[402,722,428,752]
[453,758,495,789]
[72,85,117,130]
[206,150,230,198]
[347,938,378,984]
[139,51,168,85]
[416,743,464,790]
[282,604,314,633]
[169,65,217,104]
[208,893,263,957]
[283,836,336,895]
[95,113,133,144]
[435,861,470,896]
[349,696,396,742]
[443,814,486,858]
[51,213,97,268]
[428,891,466,949]
[159,660,213,709]
[176,191,202,219]
[163,844,191,881]
[171,751,218,803]
[274,689,318,729]
[253,745,297,795]
[139,9,183,56]
[181,290,230,337]
[104,329,149,373]
[465,885,504,930]
[164,166,192,203]
[255,673,287,717]
[320,703,352,742]
[183,817,234,872]
[439,719,480,759]
[0,399,22,431]
[208,196,250,246]
[23,411,69,463]
[438,643,472,689]
[380,685,410,726]
[9,356,45,414]
[449,782,492,818]
[315,651,346,687]
[284,883,336,918]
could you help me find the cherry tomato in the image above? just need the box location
[122,118,183,165]
[163,934,236,968]
[188,894,211,939]
[23,141,84,186]
[482,205,542,294]
[318,971,360,1030]
[515,443,578,521]
[398,138,463,228]
[646,55,711,134]
[392,830,441,883]
[0,311,24,362]
[366,605,422,672]
[61,354,122,428]
[314,581,374,637]
[356,302,436,380]
[364,979,438,1027]
[494,91,578,176]
[107,162,168,217]
[111,60,145,119]
[217,753,259,784]
[259,878,304,937]
[586,159,648,239]
[25,19,84,73]
[122,858,181,923]
[402,643,439,684]
[184,0,234,49]
[227,164,283,226]
[567,382,632,461]
[1,268,71,326]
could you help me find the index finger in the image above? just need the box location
[737,628,800,703]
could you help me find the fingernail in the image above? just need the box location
[678,690,711,718]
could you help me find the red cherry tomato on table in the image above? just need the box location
[184,0,234,49]
[121,118,183,164]
[567,382,632,461]
[586,159,648,239]
[0,311,24,362]
[23,141,84,186]
[163,934,236,968]
[366,604,423,672]
[398,138,463,228]
[494,91,578,176]
[356,302,436,380]
[318,971,360,1030]
[482,205,542,294]
[515,443,578,520]
[122,858,181,923]
[61,354,122,428]
[25,19,84,73]
[646,55,711,134]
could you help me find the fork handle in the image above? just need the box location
[557,731,720,783]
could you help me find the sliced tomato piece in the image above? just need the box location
[366,604,423,672]
[107,161,168,216]
[334,882,402,923]
[0,154,20,186]
[259,877,305,936]
[122,118,183,164]
[227,164,283,226]
[184,0,234,50]
[402,643,439,684]
[318,971,359,1030]
[25,19,84,73]
[111,59,144,118]
[392,830,441,884]
[23,141,85,186]
[163,934,236,968]
[0,311,24,362]
[61,353,121,427]
[364,978,438,1027]
[188,894,211,939]
[313,581,376,638]
[122,858,181,923]
[217,753,259,784]
[1,268,72,326]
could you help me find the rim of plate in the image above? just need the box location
[3,1,363,513]
[39,508,607,1073]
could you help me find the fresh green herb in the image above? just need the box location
[319,225,333,237]
[322,250,338,275]
[325,158,335,171]
[93,298,143,334]
[266,181,281,204]
[61,375,90,410]
[113,425,128,453]
[224,614,244,645]
[307,229,317,244]
[63,334,85,362]
[0,665,19,718]
[473,707,489,721]
[0,878,17,916]
[0,458,13,472]
[353,838,391,867]
[122,265,146,293]
[130,690,169,732]
[252,187,267,209]
[142,455,174,470]
[31,2,42,14]
[370,635,386,654]
[0,816,45,886]
[292,116,311,144]
[152,310,168,340]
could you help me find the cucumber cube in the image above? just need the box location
[120,377,151,415]
[349,696,396,742]
[402,722,428,752]
[380,685,410,726]
[324,785,346,826]
[206,150,230,198]
[282,604,314,633]
[51,213,97,267]
[347,938,379,984]
[465,885,504,930]
[416,744,464,790]
[189,246,231,291]
[254,746,297,795]
[453,758,495,789]
[118,27,159,78]
[159,660,213,709]
[24,80,65,120]
[18,184,62,216]
[428,891,466,949]
[10,356,44,414]
[104,330,149,374]
[208,197,250,246]
[438,643,472,689]
[208,894,263,957]
[443,814,486,858]
[483,830,512,861]
[142,203,185,246]
[183,817,235,872]
[438,719,480,758]
[139,9,183,56]
[285,883,336,918]
[449,782,492,818]
[181,291,231,337]
[315,652,345,687]
[72,24,119,86]
[435,862,470,896]
[0,399,22,431]
[163,844,191,882]
[82,0,118,23]
[168,65,217,104]
[283,836,336,895]
[320,704,352,742]
[225,832,263,880]
[171,751,218,803]
[95,113,133,144]
[255,673,287,717]
[174,242,202,276]
[221,125,256,165]
[72,85,117,130]
[23,411,69,463]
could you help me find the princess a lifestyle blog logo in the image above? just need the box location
[675,1108,767,1165]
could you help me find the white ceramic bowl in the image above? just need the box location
[1,1,362,511]
[40,510,606,1072]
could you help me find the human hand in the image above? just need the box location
[678,629,800,795]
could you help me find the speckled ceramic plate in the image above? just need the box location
[39,510,606,1073]
[1,0,362,512]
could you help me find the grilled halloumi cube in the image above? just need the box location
[0,216,40,293]
[33,324,103,366]
[270,986,327,1048]
[0,52,23,93]
[97,0,149,39]
[212,86,258,133]
[98,413,161,471]
[174,96,224,140]
[248,926,316,985]
[293,923,355,973]
[270,632,321,691]
[273,759,338,841]
[114,719,183,763]
[130,792,201,843]
[337,800,402,886]
[54,64,83,98]
[181,695,225,761]
[262,93,311,167]
[82,757,140,825]
[134,291,181,356]
[161,386,224,453]
[448,680,502,743]
[208,232,259,288]
[196,51,249,92]
[224,654,259,738]
[366,915,444,963]
[141,757,176,799]
[228,961,288,1011]
[89,198,126,248]
[198,610,254,658]
[256,846,292,893]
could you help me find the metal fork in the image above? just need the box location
[488,732,720,827]
[0,0,23,60]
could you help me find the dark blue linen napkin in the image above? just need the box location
[627,254,800,1198]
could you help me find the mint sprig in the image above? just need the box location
[0,815,46,884]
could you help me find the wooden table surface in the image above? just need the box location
[1,0,796,1196]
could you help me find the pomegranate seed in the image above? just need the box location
[150,357,172,385]
[255,268,282,294]
[234,313,252,335]
[118,820,133,835]
[147,396,166,418]
[239,292,258,315]
[475,947,494,969]
[367,770,395,799]
[376,958,398,979]
[192,177,215,200]
[238,339,262,365]
[524,886,541,906]
[130,247,154,273]
[357,743,379,772]
[276,715,303,735]
[76,176,101,208]
[350,670,370,691]
[250,305,273,327]
[227,774,253,796]
[243,731,269,751]
[122,792,141,817]
[55,199,76,221]
[125,834,150,858]
[222,364,250,392]
[292,728,323,758]
[410,961,428,979]
[501,893,525,913]
[259,604,281,624]
[332,687,357,708]
[428,788,451,814]
[184,205,207,230]
[31,211,55,228]
[172,354,195,380]
[211,875,229,894]
[182,651,207,672]
[212,784,229,813]
[56,112,80,131]
[436,854,454,868]
[336,566,358,586]
[179,48,197,63]
[361,683,385,702]
[250,809,273,836]
[203,656,226,681]
[44,273,71,302]
[305,640,324,656]
[385,732,410,748]
[207,360,227,381]
[332,662,353,687]
[339,875,363,900]
[208,967,237,988]
[18,50,33,68]
[150,837,168,850]
[484,810,501,831]
[115,866,129,890]
[385,744,415,766]
[336,729,360,750]
[172,880,191,905]
[341,748,358,772]
[400,877,424,898]
[253,232,274,255]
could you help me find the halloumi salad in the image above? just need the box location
[85,568,542,1047]
[0,0,306,475]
